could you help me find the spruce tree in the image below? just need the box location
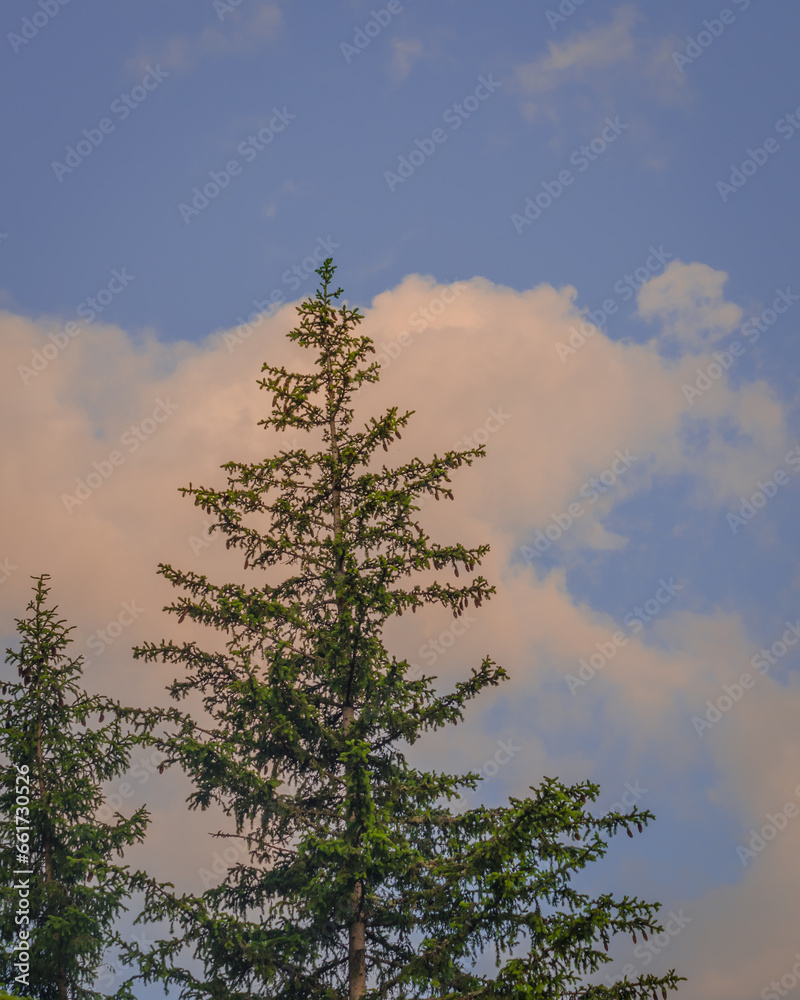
[126,260,685,999]
[0,575,152,1000]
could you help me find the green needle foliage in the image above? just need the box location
[0,575,153,1000]
[125,260,685,1000]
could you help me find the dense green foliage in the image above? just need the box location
[0,575,151,1000]
[115,260,684,1000]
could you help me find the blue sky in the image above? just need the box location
[2,2,800,997]
[4,1,798,349]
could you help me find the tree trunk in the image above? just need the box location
[342,705,366,999]
[348,884,366,1000]
[324,292,367,999]
[37,701,68,1000]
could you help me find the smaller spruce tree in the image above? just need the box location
[0,574,155,1000]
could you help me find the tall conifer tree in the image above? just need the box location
[126,261,684,1000]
